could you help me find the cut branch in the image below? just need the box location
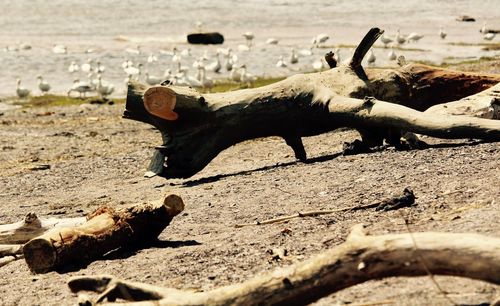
[124,28,500,179]
[68,224,500,305]
[23,194,184,273]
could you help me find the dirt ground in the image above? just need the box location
[0,62,499,306]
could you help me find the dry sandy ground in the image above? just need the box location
[0,63,499,306]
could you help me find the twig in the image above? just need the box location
[234,201,381,228]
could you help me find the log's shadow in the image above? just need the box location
[56,239,201,273]
[178,152,344,187]
[176,139,492,187]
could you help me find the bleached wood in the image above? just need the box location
[68,224,500,305]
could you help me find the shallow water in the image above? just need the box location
[1,0,499,99]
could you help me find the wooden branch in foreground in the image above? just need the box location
[68,224,500,306]
[124,28,500,179]
[23,194,184,274]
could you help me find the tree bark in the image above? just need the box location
[23,194,184,273]
[123,28,500,179]
[68,224,500,306]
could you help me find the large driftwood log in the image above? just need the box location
[23,194,184,273]
[124,28,500,179]
[68,224,500,305]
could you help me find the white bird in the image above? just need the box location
[206,52,222,73]
[290,48,298,64]
[388,48,397,61]
[380,34,393,48]
[312,59,325,71]
[81,59,93,73]
[239,65,256,86]
[163,69,172,80]
[243,32,255,47]
[4,45,19,52]
[312,33,329,47]
[480,22,488,34]
[180,48,192,57]
[266,38,279,45]
[147,53,158,63]
[16,79,30,98]
[367,49,376,64]
[94,61,105,74]
[68,61,80,73]
[406,32,424,43]
[395,29,406,45]
[196,21,204,33]
[439,27,447,39]
[36,76,51,94]
[484,32,496,41]
[237,44,250,52]
[200,67,213,90]
[96,75,114,98]
[19,43,31,50]
[121,59,133,70]
[171,48,181,63]
[124,63,142,77]
[298,47,313,57]
[68,79,93,98]
[145,72,162,86]
[230,66,242,82]
[52,44,67,54]
[276,55,287,68]
[125,45,141,55]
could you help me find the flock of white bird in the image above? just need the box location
[12,22,498,100]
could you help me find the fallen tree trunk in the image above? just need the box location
[68,224,500,305]
[23,194,184,273]
[123,28,500,178]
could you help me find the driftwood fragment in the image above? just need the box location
[0,212,86,244]
[23,194,184,273]
[68,224,500,305]
[235,188,415,227]
[124,28,500,179]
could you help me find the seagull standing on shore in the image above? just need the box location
[52,44,67,54]
[312,33,329,47]
[276,55,287,68]
[439,27,447,39]
[243,32,255,47]
[395,29,406,45]
[380,34,394,47]
[16,79,30,98]
[68,61,80,74]
[367,49,376,64]
[290,48,298,64]
[388,48,397,61]
[484,32,496,41]
[36,76,51,95]
[406,32,424,43]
